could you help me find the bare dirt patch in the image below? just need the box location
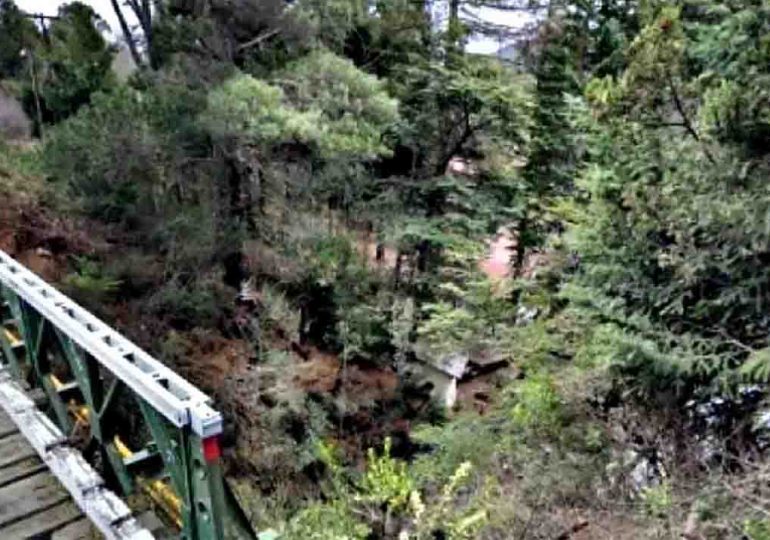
[163,330,251,395]
[294,347,398,403]
[293,347,340,393]
[480,227,517,280]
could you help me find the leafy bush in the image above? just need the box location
[745,519,770,540]
[203,75,320,144]
[0,140,47,202]
[284,501,370,540]
[148,277,230,330]
[43,87,163,221]
[204,50,398,160]
[62,256,121,311]
[357,438,413,511]
[509,373,563,435]
[639,482,673,518]
[258,283,301,344]
[284,437,486,540]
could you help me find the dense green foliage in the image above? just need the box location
[4,0,770,538]
[0,0,38,78]
[36,3,114,122]
[0,1,115,129]
[573,3,770,397]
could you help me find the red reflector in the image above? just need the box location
[202,436,221,462]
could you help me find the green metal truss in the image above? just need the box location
[0,277,256,540]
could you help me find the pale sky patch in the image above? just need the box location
[15,0,137,40]
[16,0,529,55]
[428,3,532,55]
[466,6,533,54]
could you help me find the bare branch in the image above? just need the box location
[236,29,281,52]
[109,0,143,67]
[668,75,717,165]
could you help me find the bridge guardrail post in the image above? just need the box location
[189,431,227,540]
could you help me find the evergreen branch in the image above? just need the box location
[668,75,717,166]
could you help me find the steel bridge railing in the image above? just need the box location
[0,249,255,540]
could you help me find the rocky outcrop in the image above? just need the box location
[0,89,30,140]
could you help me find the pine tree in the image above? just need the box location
[516,13,581,274]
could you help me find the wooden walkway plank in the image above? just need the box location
[52,517,99,540]
[0,455,46,487]
[0,408,18,439]
[0,432,37,468]
[0,471,71,527]
[0,499,83,539]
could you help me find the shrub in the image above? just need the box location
[639,482,673,518]
[745,519,770,540]
[284,501,369,540]
[148,277,229,329]
[509,372,564,436]
[61,256,121,311]
[204,50,398,160]
[357,438,413,511]
[283,437,487,540]
[0,139,47,202]
[43,87,159,221]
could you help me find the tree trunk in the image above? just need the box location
[447,0,462,62]
[513,216,527,277]
[26,50,44,137]
[109,0,143,67]
[410,0,432,49]
[126,0,155,67]
[394,250,403,287]
[449,0,460,26]
[219,142,261,235]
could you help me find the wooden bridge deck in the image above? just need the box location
[0,408,97,539]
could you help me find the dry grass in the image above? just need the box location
[0,142,45,204]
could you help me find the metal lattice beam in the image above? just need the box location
[0,249,258,540]
[0,250,221,437]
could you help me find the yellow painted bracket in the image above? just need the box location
[50,375,184,528]
[3,328,21,348]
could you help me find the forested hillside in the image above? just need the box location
[2,0,770,538]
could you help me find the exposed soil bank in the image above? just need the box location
[479,226,516,280]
